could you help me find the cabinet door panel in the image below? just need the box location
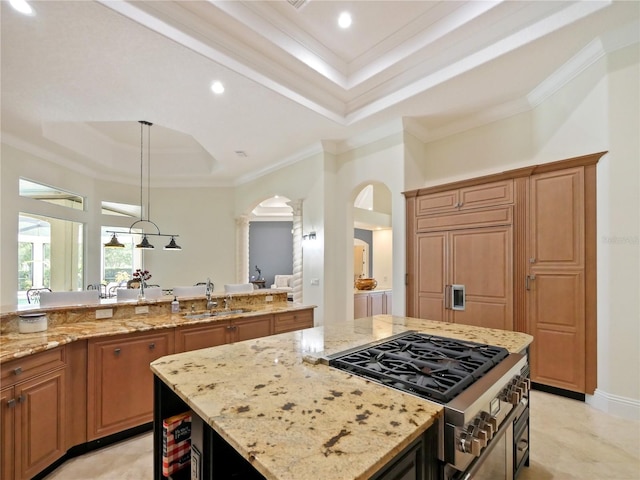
[1,387,14,480]
[88,332,172,439]
[354,295,369,319]
[16,369,66,480]
[459,180,513,209]
[416,190,458,215]
[417,233,446,321]
[450,227,513,330]
[176,322,229,352]
[529,168,584,267]
[529,271,585,390]
[274,310,313,334]
[234,315,272,342]
[369,293,384,316]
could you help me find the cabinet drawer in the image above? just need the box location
[1,347,66,387]
[417,206,512,232]
[274,310,313,334]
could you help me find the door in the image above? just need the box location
[15,369,66,480]
[449,226,513,330]
[234,315,272,342]
[88,332,172,439]
[176,322,229,352]
[416,232,447,322]
[528,167,586,392]
[1,387,14,480]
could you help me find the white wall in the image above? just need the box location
[416,44,639,419]
[372,229,393,289]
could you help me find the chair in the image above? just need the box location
[224,283,255,293]
[39,290,100,307]
[173,285,207,298]
[116,287,163,301]
[127,279,141,289]
[270,275,293,293]
[26,287,52,304]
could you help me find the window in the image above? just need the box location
[18,213,83,304]
[101,227,142,289]
[19,178,84,210]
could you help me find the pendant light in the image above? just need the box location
[105,121,181,250]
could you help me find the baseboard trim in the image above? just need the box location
[532,382,585,401]
[587,388,640,421]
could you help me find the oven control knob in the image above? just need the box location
[473,418,492,441]
[480,411,498,436]
[459,435,482,457]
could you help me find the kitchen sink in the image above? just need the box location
[184,309,249,319]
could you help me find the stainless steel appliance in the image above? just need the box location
[328,331,530,480]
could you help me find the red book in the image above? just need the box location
[162,411,191,477]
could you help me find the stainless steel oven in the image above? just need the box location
[328,331,531,480]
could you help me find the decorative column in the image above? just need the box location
[236,215,250,283]
[290,200,303,303]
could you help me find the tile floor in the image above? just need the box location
[44,390,640,479]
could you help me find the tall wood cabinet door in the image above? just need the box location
[87,331,173,440]
[1,387,14,480]
[449,226,513,330]
[417,232,447,322]
[15,369,66,480]
[528,167,586,392]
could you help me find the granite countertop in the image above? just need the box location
[0,303,313,363]
[151,315,532,480]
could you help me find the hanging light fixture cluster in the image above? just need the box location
[105,121,181,251]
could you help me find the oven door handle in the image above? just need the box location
[460,401,525,480]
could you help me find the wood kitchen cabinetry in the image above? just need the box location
[1,347,66,480]
[405,153,603,394]
[354,291,392,318]
[274,309,314,334]
[87,330,173,440]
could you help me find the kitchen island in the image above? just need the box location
[151,315,532,480]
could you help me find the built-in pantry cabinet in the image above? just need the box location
[405,152,604,394]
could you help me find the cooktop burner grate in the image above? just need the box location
[329,331,509,403]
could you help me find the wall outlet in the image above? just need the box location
[265,295,273,302]
[135,306,149,314]
[310,278,320,286]
[95,308,113,319]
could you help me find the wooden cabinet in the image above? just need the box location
[354,291,393,318]
[406,153,603,395]
[233,314,273,342]
[87,330,173,440]
[274,309,314,334]
[416,179,513,216]
[1,347,66,480]
[526,167,589,392]
[175,321,229,352]
[413,226,513,330]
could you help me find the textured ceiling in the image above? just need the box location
[1,1,638,187]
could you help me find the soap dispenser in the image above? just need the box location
[171,296,180,313]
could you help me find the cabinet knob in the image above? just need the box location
[7,398,16,408]
[149,343,155,350]
[17,394,26,404]
[114,348,121,355]
[13,367,22,376]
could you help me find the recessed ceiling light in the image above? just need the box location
[211,81,225,94]
[338,11,352,29]
[10,0,35,15]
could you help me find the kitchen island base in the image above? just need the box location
[153,376,440,480]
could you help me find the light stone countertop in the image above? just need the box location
[0,303,312,363]
[151,315,532,480]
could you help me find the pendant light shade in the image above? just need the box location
[104,233,125,248]
[164,236,182,250]
[136,234,155,249]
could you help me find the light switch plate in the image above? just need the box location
[95,309,113,319]
[310,278,320,285]
[191,445,201,480]
[265,295,273,302]
[135,306,149,314]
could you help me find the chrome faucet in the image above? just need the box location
[206,278,217,310]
